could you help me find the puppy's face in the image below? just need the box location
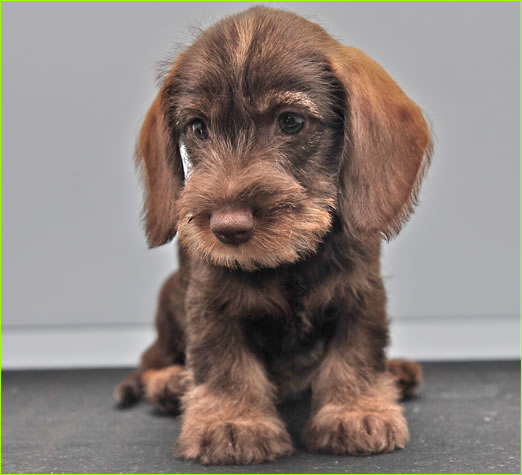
[169,20,344,270]
[137,8,432,271]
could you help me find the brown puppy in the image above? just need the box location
[115,6,431,465]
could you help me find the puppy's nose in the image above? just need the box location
[210,208,254,245]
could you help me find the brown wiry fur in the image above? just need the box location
[177,383,294,464]
[304,373,409,455]
[115,6,431,465]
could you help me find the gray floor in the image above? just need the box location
[1,361,520,474]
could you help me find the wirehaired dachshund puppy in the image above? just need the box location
[115,6,431,465]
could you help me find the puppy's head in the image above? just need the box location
[137,7,432,271]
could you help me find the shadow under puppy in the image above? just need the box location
[115,6,431,465]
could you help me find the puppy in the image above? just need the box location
[115,6,431,465]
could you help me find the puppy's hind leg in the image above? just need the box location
[114,269,188,411]
[113,339,184,410]
[386,359,423,399]
[142,365,191,415]
[114,368,143,408]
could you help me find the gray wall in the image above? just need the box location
[3,2,520,368]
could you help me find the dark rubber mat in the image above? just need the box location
[2,361,520,473]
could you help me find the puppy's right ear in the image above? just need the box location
[136,92,183,247]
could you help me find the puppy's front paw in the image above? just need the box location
[177,414,294,464]
[304,403,409,455]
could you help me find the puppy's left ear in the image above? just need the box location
[330,46,432,239]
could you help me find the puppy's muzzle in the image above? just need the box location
[210,207,254,245]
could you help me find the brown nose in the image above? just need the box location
[210,208,254,245]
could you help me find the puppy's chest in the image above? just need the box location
[239,279,340,365]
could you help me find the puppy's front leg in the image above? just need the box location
[177,301,293,464]
[304,287,409,455]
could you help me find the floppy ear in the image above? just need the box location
[330,46,432,239]
[136,91,183,247]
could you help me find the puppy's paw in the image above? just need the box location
[304,403,409,455]
[386,359,423,398]
[177,415,294,464]
[114,371,142,408]
[142,365,187,414]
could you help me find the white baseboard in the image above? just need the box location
[388,314,520,361]
[2,315,520,369]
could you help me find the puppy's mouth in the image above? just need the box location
[174,161,335,271]
[177,200,333,272]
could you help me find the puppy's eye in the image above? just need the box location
[278,112,305,135]
[189,119,209,140]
